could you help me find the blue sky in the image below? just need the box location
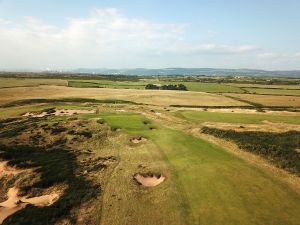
[0,0,300,70]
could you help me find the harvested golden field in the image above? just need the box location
[0,86,247,107]
[226,93,300,107]
[0,78,67,88]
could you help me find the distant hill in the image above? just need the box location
[70,68,300,77]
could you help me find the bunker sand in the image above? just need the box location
[0,187,59,224]
[134,173,165,187]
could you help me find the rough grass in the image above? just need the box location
[1,98,140,108]
[176,110,300,124]
[201,127,300,175]
[100,113,300,225]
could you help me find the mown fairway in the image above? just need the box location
[99,113,300,225]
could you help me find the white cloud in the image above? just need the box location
[166,43,258,55]
[0,8,259,69]
[257,52,282,59]
[257,52,300,61]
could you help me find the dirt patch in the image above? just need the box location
[0,187,59,224]
[22,109,94,118]
[134,173,165,187]
[129,136,147,144]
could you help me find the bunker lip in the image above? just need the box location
[133,173,165,187]
[129,136,147,144]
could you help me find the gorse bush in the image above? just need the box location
[201,127,300,175]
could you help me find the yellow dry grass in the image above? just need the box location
[0,78,67,88]
[226,93,300,107]
[0,86,247,107]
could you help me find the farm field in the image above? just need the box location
[0,76,300,225]
[243,88,300,96]
[68,80,245,93]
[0,78,67,88]
[0,85,247,107]
[226,93,300,107]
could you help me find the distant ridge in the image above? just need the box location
[70,68,300,77]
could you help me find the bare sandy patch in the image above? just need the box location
[134,173,165,187]
[22,112,48,118]
[129,136,147,144]
[201,121,300,133]
[0,187,59,224]
[54,109,94,116]
[207,108,258,114]
[174,107,300,116]
[22,109,94,118]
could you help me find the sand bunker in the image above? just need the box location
[134,173,165,187]
[0,162,59,223]
[0,161,23,178]
[23,109,94,118]
[0,187,59,224]
[130,136,147,144]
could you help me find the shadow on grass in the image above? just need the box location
[0,144,100,225]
